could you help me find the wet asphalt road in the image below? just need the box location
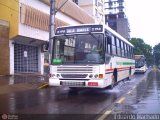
[105,68,160,120]
[0,68,157,120]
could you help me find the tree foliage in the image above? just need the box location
[153,43,160,66]
[129,38,153,66]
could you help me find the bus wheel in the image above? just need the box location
[127,67,132,80]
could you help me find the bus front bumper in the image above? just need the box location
[49,78,106,88]
[135,69,145,73]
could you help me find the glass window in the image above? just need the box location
[72,0,78,4]
[123,42,126,57]
[119,40,122,56]
[121,41,124,57]
[126,44,129,58]
[116,39,121,56]
[52,34,105,64]
[117,39,120,47]
[114,37,117,46]
[107,44,111,54]
[129,47,131,58]
[112,36,115,45]
[131,47,134,58]
[106,36,112,55]
[111,36,117,55]
[112,45,117,55]
[114,37,117,55]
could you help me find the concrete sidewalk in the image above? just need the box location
[0,74,48,85]
[0,74,49,95]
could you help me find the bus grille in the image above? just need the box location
[57,66,93,73]
[61,74,87,78]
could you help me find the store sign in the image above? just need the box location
[55,25,103,35]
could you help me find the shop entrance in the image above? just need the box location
[14,44,38,73]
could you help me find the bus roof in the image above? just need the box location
[55,24,134,47]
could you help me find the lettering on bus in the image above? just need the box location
[55,25,103,35]
[76,27,90,33]
[91,27,102,32]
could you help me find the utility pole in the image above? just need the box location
[49,0,56,64]
[49,0,69,64]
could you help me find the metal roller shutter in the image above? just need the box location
[14,44,38,73]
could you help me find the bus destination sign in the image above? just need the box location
[55,25,103,35]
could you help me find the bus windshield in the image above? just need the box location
[52,34,104,65]
[135,57,146,68]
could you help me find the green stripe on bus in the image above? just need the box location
[123,62,135,65]
[117,62,135,65]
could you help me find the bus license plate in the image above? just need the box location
[60,81,85,86]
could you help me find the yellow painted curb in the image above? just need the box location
[97,110,112,120]
[38,83,49,89]
[116,97,125,104]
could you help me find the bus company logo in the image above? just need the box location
[2,114,8,120]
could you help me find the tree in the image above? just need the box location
[129,38,154,66]
[153,43,160,66]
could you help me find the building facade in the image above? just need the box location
[0,0,94,75]
[105,0,130,39]
[73,0,106,24]
[71,0,130,39]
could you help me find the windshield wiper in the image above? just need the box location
[89,32,102,49]
[89,32,99,42]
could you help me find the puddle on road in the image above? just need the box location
[9,76,14,85]
[115,70,160,114]
[107,88,120,93]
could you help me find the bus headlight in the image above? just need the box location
[49,74,55,78]
[89,74,93,78]
[94,74,98,78]
[56,74,60,78]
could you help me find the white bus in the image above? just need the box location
[135,55,147,73]
[49,24,135,89]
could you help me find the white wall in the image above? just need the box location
[78,0,93,5]
[19,24,49,41]
[19,0,81,41]
[56,12,80,25]
[20,0,50,14]
[38,47,44,74]
[9,40,14,75]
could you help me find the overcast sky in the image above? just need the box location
[125,0,160,47]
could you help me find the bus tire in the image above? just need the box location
[129,67,132,75]
[127,67,132,80]
[110,70,117,89]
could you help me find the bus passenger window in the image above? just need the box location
[126,44,129,58]
[116,39,121,56]
[105,54,111,64]
[112,36,116,55]
[119,40,122,56]
[106,36,112,55]
[121,42,125,57]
